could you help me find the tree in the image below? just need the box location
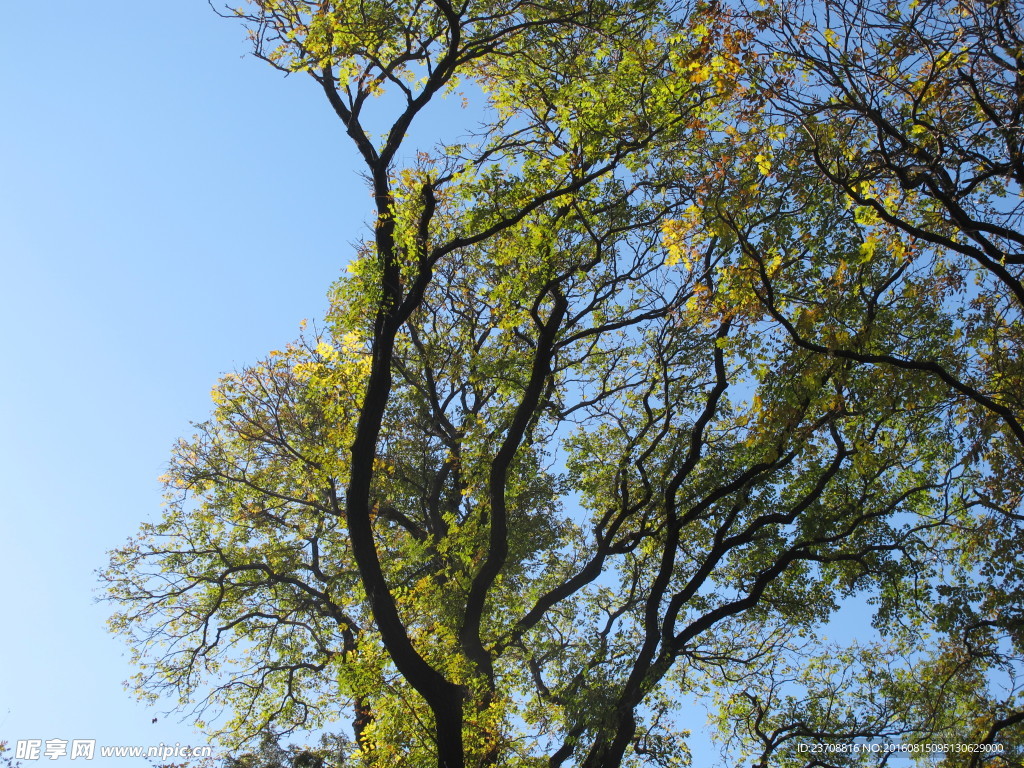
[104,0,1024,766]
[654,0,1024,760]
[745,0,1024,442]
[220,729,348,768]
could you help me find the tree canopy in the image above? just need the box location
[103,0,1024,766]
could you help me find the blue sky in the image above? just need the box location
[0,2,363,763]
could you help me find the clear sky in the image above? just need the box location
[0,2,364,763]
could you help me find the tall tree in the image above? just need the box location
[104,0,1024,766]
[652,0,1024,760]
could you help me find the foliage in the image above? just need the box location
[0,742,22,768]
[220,729,349,768]
[103,0,1024,766]
[654,0,1024,761]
